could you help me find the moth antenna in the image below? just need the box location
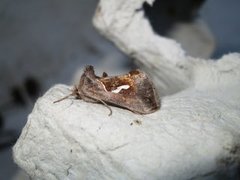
[53,92,75,103]
[97,99,112,116]
[53,86,78,103]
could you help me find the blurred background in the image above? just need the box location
[0,0,239,179]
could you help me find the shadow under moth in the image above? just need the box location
[54,65,160,115]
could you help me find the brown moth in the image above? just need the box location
[54,65,160,115]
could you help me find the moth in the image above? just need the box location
[54,65,160,115]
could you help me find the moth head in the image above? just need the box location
[79,66,103,92]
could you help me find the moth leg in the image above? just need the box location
[85,97,112,116]
[81,93,112,116]
[97,99,112,116]
[79,94,98,103]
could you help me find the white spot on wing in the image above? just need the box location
[111,85,130,93]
